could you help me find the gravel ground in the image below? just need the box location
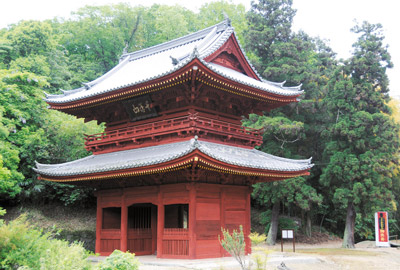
[134,240,400,270]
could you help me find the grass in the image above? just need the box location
[297,248,380,256]
[4,203,96,231]
[4,203,97,251]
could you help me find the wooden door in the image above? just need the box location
[127,204,157,255]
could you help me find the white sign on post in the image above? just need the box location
[281,229,295,252]
[282,230,293,239]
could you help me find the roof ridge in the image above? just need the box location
[198,27,234,59]
[253,149,312,164]
[119,21,229,63]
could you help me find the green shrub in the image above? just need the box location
[97,250,139,270]
[0,214,92,270]
[219,225,248,270]
[260,212,299,237]
[249,232,267,246]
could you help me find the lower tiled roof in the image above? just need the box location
[34,137,312,177]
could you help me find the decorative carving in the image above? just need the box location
[204,35,260,80]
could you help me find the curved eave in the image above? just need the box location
[46,56,197,111]
[37,154,196,183]
[46,58,303,112]
[36,152,310,183]
[197,61,302,104]
[194,152,311,180]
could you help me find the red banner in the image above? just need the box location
[377,211,388,242]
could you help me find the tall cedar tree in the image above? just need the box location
[244,0,326,244]
[320,21,399,248]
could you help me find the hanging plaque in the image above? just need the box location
[123,95,157,122]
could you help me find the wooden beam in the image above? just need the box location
[220,187,226,257]
[95,194,102,254]
[157,188,164,258]
[120,189,128,252]
[245,187,251,255]
[188,183,197,258]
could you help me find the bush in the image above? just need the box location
[260,212,299,237]
[249,232,267,246]
[97,250,139,270]
[0,211,92,270]
[219,225,248,270]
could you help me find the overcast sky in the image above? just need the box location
[1,0,399,96]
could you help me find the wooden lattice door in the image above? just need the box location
[127,204,157,255]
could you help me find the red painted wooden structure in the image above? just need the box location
[35,20,312,258]
[94,183,252,258]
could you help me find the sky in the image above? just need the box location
[1,0,399,96]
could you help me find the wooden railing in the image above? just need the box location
[162,228,189,256]
[84,114,263,152]
[163,228,189,236]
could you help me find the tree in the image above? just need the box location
[198,0,247,42]
[320,21,399,248]
[4,21,55,59]
[0,69,48,201]
[244,114,321,244]
[244,0,296,72]
[244,0,331,244]
[60,4,143,73]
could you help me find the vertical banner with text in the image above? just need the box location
[375,211,390,247]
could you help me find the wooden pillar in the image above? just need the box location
[95,192,102,254]
[151,205,157,254]
[120,189,128,252]
[188,183,197,259]
[157,188,164,258]
[220,187,226,257]
[245,186,252,255]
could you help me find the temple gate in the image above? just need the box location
[35,19,312,259]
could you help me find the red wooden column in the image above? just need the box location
[120,189,128,252]
[245,186,252,254]
[188,183,197,259]
[219,187,226,257]
[95,192,102,254]
[157,188,164,258]
[151,206,157,254]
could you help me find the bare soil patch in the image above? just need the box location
[263,240,400,270]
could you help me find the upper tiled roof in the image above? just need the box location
[34,138,312,177]
[45,19,303,104]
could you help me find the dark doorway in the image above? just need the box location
[164,204,188,229]
[127,203,157,255]
[102,207,121,229]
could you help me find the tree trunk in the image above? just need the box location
[342,202,356,248]
[267,201,280,245]
[306,211,312,238]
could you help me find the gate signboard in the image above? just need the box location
[375,211,390,247]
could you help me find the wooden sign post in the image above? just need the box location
[281,229,295,252]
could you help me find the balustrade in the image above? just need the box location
[84,115,263,152]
